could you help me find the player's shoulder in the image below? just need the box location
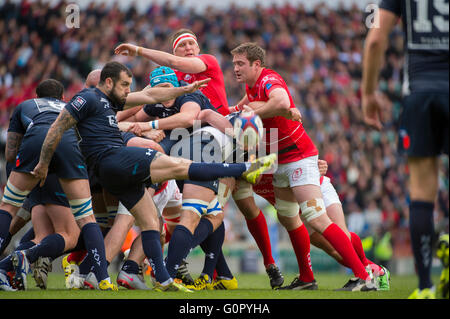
[260,68,284,83]
[198,54,219,63]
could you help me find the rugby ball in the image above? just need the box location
[233,112,264,151]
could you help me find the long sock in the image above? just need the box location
[245,211,275,267]
[200,222,225,279]
[288,224,315,282]
[81,222,109,281]
[142,230,171,284]
[322,223,369,280]
[19,228,35,244]
[215,250,233,279]
[0,210,12,250]
[0,241,35,272]
[192,218,213,248]
[188,163,247,181]
[121,259,140,275]
[350,232,384,275]
[0,232,12,255]
[24,233,65,264]
[166,225,194,278]
[409,201,434,290]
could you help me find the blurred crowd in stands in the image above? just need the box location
[0,0,448,257]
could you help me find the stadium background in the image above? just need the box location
[0,0,448,276]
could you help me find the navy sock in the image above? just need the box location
[0,210,12,250]
[215,250,233,279]
[409,201,435,290]
[192,218,213,248]
[81,222,109,281]
[142,230,171,284]
[19,228,35,244]
[0,241,35,272]
[121,259,140,274]
[24,233,65,264]
[166,225,194,278]
[0,232,12,255]
[188,163,246,181]
[200,222,225,279]
[78,255,93,275]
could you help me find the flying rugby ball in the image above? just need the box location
[233,112,264,151]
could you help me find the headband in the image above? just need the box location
[173,33,198,51]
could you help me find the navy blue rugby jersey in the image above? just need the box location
[8,98,66,134]
[65,88,125,166]
[142,91,218,135]
[379,0,449,93]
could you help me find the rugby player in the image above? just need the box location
[362,0,449,298]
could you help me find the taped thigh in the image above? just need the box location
[94,212,109,228]
[232,180,253,201]
[274,198,300,218]
[69,198,94,221]
[182,199,209,217]
[1,180,31,207]
[300,198,326,222]
[206,197,223,216]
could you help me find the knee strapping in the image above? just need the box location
[300,198,326,222]
[2,181,30,207]
[69,198,94,220]
[94,212,109,228]
[275,198,300,217]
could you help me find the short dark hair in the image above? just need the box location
[231,42,266,67]
[36,79,64,99]
[99,61,132,85]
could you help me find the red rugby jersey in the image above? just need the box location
[246,68,318,164]
[175,54,230,116]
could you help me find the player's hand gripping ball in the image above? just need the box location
[233,112,264,151]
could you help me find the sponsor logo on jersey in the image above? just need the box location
[71,96,86,111]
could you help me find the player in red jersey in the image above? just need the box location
[114,29,229,116]
[231,43,376,291]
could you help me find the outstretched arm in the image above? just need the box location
[123,78,211,109]
[115,43,207,74]
[31,109,77,185]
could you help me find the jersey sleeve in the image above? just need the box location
[260,75,286,99]
[197,54,220,75]
[7,104,25,134]
[65,93,92,123]
[379,0,401,16]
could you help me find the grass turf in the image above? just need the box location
[0,272,440,299]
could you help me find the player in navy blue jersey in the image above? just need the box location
[31,61,276,292]
[0,79,119,291]
[362,0,449,299]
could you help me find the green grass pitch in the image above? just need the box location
[0,272,440,299]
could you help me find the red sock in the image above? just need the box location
[350,232,384,275]
[164,223,172,243]
[245,211,275,267]
[67,250,87,264]
[322,224,369,280]
[288,224,315,282]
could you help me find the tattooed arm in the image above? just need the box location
[31,109,78,185]
[5,132,23,163]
